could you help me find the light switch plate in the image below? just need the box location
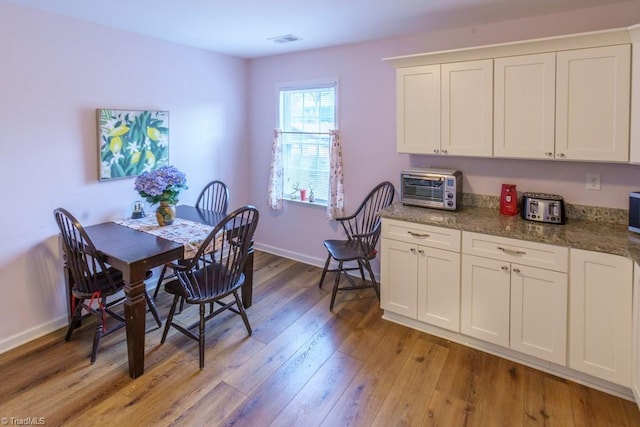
[586,173,601,191]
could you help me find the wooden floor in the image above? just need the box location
[2,251,640,426]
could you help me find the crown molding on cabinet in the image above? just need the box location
[383,27,631,68]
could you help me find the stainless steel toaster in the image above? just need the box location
[521,192,566,224]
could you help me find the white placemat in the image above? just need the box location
[114,215,215,259]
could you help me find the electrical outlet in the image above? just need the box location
[586,173,601,191]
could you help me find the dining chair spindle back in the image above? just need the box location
[196,180,229,214]
[53,207,161,363]
[160,205,259,369]
[153,180,230,300]
[318,181,395,310]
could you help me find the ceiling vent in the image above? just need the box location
[268,34,302,44]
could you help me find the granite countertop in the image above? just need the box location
[379,202,640,264]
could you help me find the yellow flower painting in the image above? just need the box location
[98,109,169,180]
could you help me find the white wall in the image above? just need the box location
[3,0,640,354]
[248,1,640,268]
[0,2,249,351]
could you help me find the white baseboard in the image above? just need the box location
[253,242,381,282]
[254,242,327,268]
[0,316,68,354]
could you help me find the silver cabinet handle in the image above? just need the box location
[418,249,425,255]
[410,247,417,253]
[512,268,521,273]
[441,149,448,154]
[545,152,553,157]
[408,231,429,238]
[501,265,509,271]
[497,246,526,256]
[557,153,566,158]
[433,149,440,154]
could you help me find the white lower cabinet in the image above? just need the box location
[460,233,568,364]
[417,245,460,331]
[380,219,636,396]
[381,219,461,332]
[381,238,418,318]
[461,254,511,347]
[632,262,640,406]
[510,263,568,364]
[569,248,633,387]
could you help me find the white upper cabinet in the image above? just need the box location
[396,60,493,157]
[494,46,630,162]
[441,59,493,157]
[396,65,440,154]
[387,28,633,163]
[556,45,630,162]
[626,24,640,164]
[494,53,556,159]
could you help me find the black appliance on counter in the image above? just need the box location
[630,192,640,233]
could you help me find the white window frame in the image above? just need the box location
[277,80,338,206]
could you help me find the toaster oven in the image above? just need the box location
[401,168,462,210]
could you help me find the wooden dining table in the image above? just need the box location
[74,205,255,379]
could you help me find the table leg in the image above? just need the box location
[123,278,147,378]
[241,246,254,308]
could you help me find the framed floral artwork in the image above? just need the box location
[98,109,169,180]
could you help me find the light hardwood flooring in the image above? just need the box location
[1,251,639,426]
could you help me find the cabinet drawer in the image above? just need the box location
[382,218,461,252]
[462,231,568,272]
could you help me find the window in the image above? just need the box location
[279,82,336,204]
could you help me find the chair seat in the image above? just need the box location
[71,268,153,299]
[70,267,124,299]
[323,239,376,262]
[73,267,153,299]
[164,263,245,304]
[317,181,395,310]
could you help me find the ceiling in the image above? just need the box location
[2,0,633,58]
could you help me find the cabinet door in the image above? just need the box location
[396,65,441,154]
[510,264,567,364]
[556,45,630,162]
[630,26,640,164]
[417,246,460,332]
[569,249,632,386]
[381,238,418,318]
[441,59,493,157]
[461,254,510,347]
[633,261,640,405]
[494,53,556,159]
